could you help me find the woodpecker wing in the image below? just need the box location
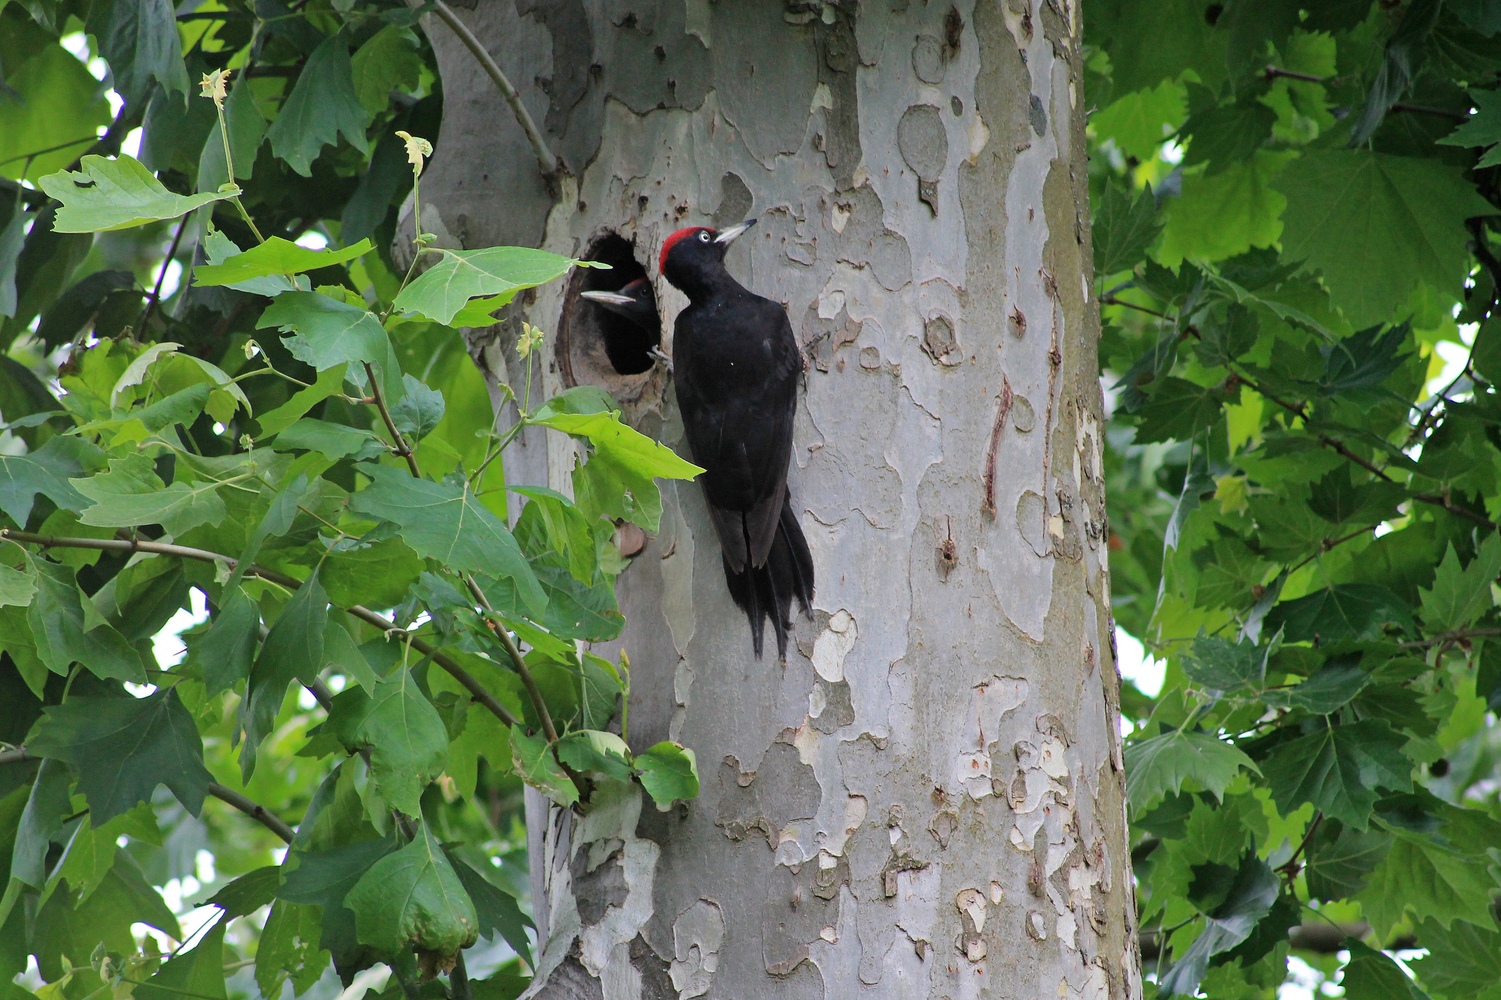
[674,290,801,573]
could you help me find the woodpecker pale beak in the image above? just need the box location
[580,290,637,307]
[715,218,756,244]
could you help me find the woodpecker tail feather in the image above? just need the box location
[722,496,815,660]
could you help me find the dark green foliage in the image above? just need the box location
[0,4,703,997]
[1090,1,1501,993]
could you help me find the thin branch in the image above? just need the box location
[1390,102,1469,122]
[417,0,562,190]
[1263,64,1326,84]
[1100,293,1171,319]
[364,361,421,477]
[139,214,192,332]
[1401,627,1501,649]
[464,574,557,743]
[1,529,522,729]
[0,747,30,766]
[207,782,294,843]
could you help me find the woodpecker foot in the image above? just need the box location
[650,346,675,373]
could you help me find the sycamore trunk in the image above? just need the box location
[415,1,1141,996]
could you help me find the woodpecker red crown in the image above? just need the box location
[659,226,712,273]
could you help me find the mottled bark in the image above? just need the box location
[414,1,1141,996]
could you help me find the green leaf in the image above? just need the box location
[1262,719,1413,830]
[1133,376,1228,444]
[277,837,396,972]
[448,854,532,962]
[8,758,70,890]
[1159,855,1280,996]
[1320,323,1412,397]
[1437,86,1501,151]
[0,563,35,608]
[555,729,633,782]
[256,291,405,403]
[634,741,699,806]
[1420,536,1501,632]
[1274,150,1497,325]
[1181,637,1269,694]
[1305,820,1389,902]
[188,587,261,696]
[509,730,578,807]
[37,156,238,233]
[0,33,111,184]
[1155,151,1289,268]
[350,26,422,116]
[1180,98,1277,175]
[327,670,448,817]
[241,571,329,780]
[349,464,545,612]
[0,435,94,526]
[206,866,281,918]
[1124,730,1259,810]
[1359,829,1500,937]
[72,454,226,536]
[538,410,703,532]
[1337,940,1430,1000]
[256,901,328,999]
[28,689,212,825]
[96,0,189,105]
[202,230,295,298]
[344,826,479,956]
[392,247,588,326]
[134,922,227,1000]
[275,418,386,462]
[1091,81,1186,161]
[391,374,445,442]
[256,363,349,437]
[28,560,146,683]
[1092,183,1162,277]
[322,534,425,610]
[1263,661,1370,715]
[1411,917,1501,1000]
[1264,584,1412,643]
[264,35,371,176]
[194,237,373,286]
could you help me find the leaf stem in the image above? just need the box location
[463,574,557,743]
[364,360,421,476]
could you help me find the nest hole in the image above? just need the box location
[557,233,660,390]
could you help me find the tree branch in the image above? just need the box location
[365,361,421,477]
[415,0,562,191]
[207,782,295,843]
[464,574,557,743]
[1,529,521,729]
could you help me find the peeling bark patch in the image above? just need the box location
[811,609,856,681]
[1028,93,1048,137]
[629,934,679,1000]
[921,313,960,366]
[911,34,945,83]
[669,899,725,998]
[810,678,855,732]
[955,887,987,961]
[801,301,862,373]
[835,185,913,291]
[715,746,819,849]
[762,863,837,976]
[898,104,948,180]
[712,171,754,229]
[882,851,930,898]
[573,847,630,926]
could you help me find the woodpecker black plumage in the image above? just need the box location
[579,277,660,373]
[660,220,814,659]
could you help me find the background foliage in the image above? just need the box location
[1089,0,1501,994]
[0,4,701,1000]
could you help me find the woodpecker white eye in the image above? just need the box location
[699,230,712,242]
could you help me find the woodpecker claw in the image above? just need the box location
[649,346,675,373]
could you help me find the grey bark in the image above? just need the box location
[414,1,1141,997]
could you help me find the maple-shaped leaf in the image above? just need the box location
[264,35,370,176]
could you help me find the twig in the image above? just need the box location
[1100,293,1170,319]
[1278,812,1322,876]
[139,214,192,332]
[450,950,472,1000]
[1401,627,1501,649]
[416,0,561,191]
[1390,102,1468,122]
[207,782,295,842]
[1,529,522,729]
[982,373,1013,518]
[0,746,29,766]
[1263,65,1327,84]
[364,361,421,477]
[464,574,557,743]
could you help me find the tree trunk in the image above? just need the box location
[415,1,1141,996]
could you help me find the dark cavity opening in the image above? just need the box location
[562,233,659,379]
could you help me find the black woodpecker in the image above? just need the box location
[579,277,660,373]
[659,219,814,660]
